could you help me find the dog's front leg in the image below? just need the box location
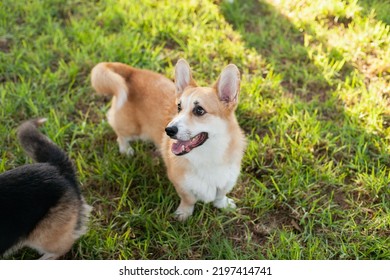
[174,192,197,222]
[213,187,236,210]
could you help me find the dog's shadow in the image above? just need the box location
[220,0,390,244]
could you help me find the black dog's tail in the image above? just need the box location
[17,118,78,188]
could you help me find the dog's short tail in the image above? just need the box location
[91,62,128,110]
[17,118,77,187]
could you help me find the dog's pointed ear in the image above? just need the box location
[215,64,240,105]
[175,59,197,95]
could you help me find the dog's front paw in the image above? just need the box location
[213,196,236,209]
[174,206,194,222]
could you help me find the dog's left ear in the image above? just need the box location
[215,64,240,105]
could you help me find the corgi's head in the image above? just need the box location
[165,59,241,156]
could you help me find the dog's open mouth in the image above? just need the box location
[171,132,208,156]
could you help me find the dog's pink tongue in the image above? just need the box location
[172,140,192,155]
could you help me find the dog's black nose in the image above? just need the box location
[165,126,178,137]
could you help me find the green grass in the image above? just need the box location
[1,0,389,260]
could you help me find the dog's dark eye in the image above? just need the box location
[177,102,182,113]
[193,105,206,116]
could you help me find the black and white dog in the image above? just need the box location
[0,118,91,259]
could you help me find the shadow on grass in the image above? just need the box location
[358,0,390,24]
[222,0,356,101]
[220,0,390,257]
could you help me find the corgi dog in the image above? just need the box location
[91,59,246,221]
[0,118,92,259]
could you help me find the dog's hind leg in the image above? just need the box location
[26,203,81,260]
[39,252,61,260]
[117,136,134,156]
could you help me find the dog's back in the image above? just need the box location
[0,119,91,259]
[91,62,176,153]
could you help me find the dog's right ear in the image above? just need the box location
[175,59,197,95]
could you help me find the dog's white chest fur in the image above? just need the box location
[182,162,240,203]
[179,137,241,203]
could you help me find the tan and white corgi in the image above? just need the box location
[91,59,246,221]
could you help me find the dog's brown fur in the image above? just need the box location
[91,63,176,154]
[91,59,245,221]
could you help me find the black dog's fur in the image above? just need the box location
[0,118,91,259]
